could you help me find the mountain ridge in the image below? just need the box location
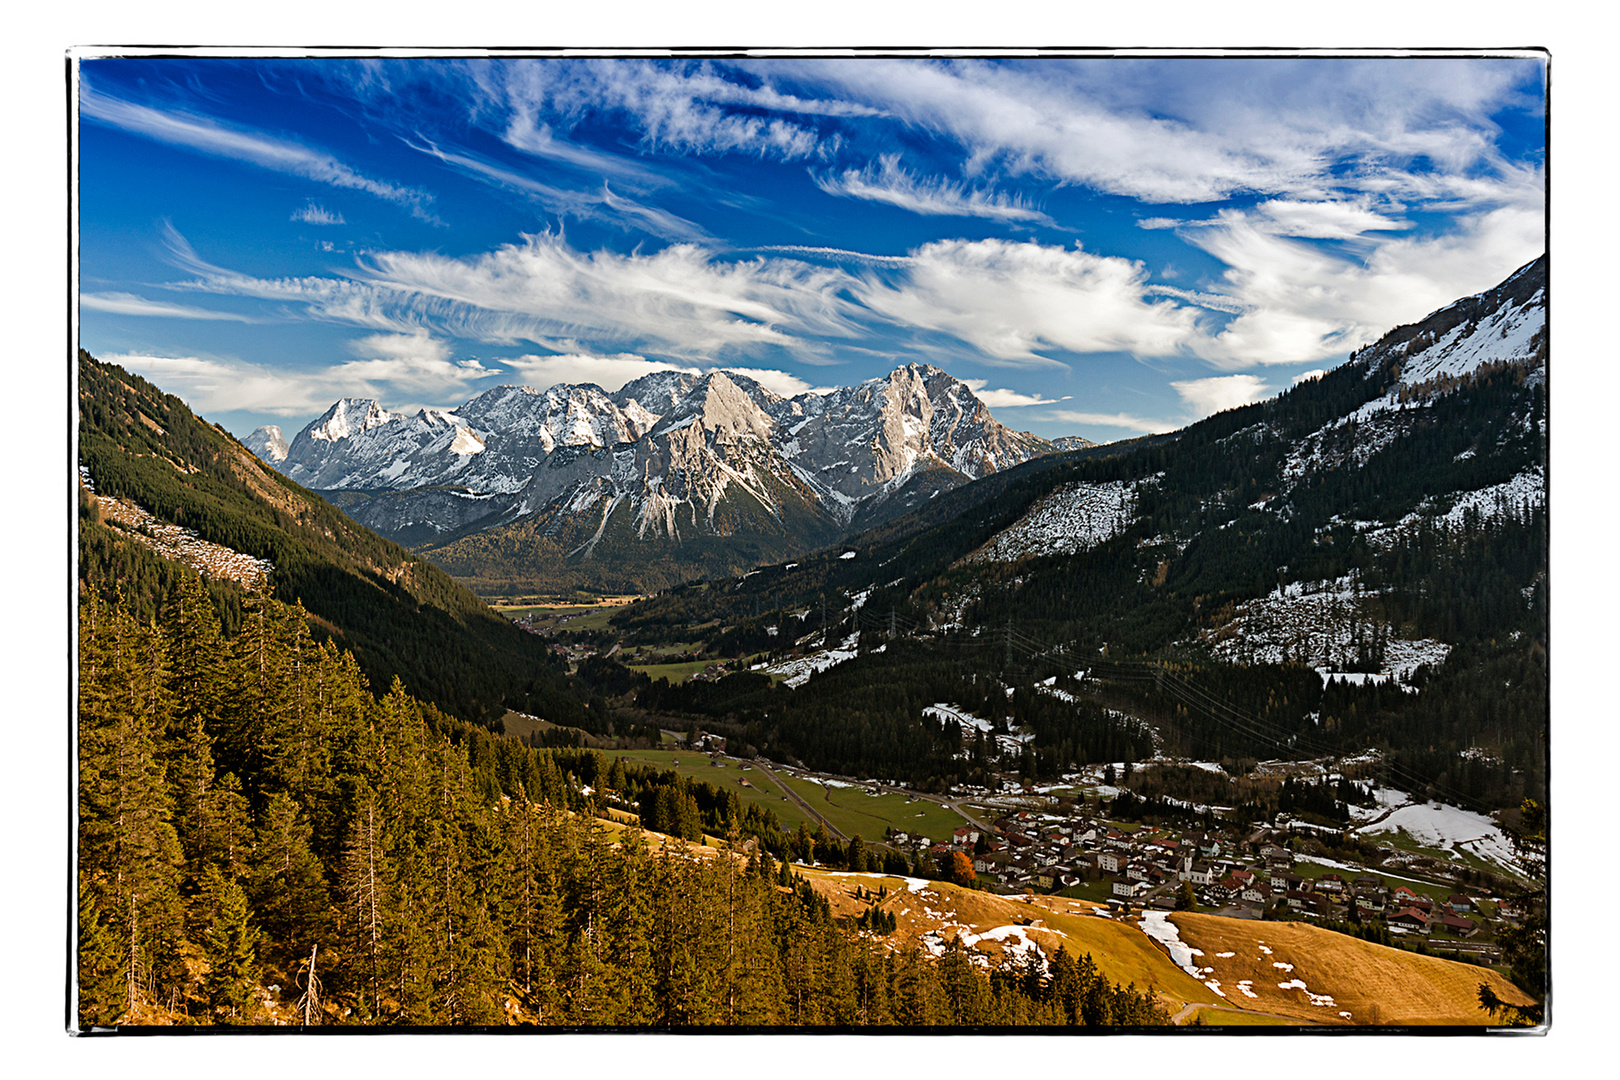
[251,362,1066,592]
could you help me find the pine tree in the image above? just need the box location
[200,866,263,1023]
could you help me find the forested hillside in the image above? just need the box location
[77,351,580,728]
[76,583,1166,1028]
[601,259,1547,812]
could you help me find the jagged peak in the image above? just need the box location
[245,425,289,463]
[306,398,393,443]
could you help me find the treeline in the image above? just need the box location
[77,580,1165,1028]
[628,643,1152,789]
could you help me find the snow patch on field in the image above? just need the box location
[1138,911,1223,998]
[1356,798,1518,872]
[963,480,1137,563]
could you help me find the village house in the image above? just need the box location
[1389,907,1431,933]
[1112,877,1149,899]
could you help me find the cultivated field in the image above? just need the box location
[771,772,969,843]
[597,748,822,834]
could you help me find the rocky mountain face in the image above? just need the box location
[244,424,289,463]
[253,363,1061,589]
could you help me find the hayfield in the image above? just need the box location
[1169,911,1535,1025]
[797,870,1223,1020]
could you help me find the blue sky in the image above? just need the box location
[76,54,1546,444]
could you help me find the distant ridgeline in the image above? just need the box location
[76,351,580,729]
[599,258,1547,811]
[76,583,1167,1028]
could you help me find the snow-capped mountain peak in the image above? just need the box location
[254,364,1063,558]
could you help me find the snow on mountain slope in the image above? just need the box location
[1283,257,1544,488]
[962,479,1139,563]
[245,425,288,463]
[1197,573,1450,683]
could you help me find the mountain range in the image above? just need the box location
[610,255,1546,804]
[247,364,1082,594]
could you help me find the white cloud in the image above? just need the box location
[1183,196,1544,366]
[719,367,835,398]
[106,336,494,418]
[512,61,837,161]
[406,136,712,242]
[794,57,1542,206]
[503,352,696,392]
[962,379,1066,408]
[855,238,1197,364]
[80,83,438,221]
[1253,197,1409,240]
[1171,374,1272,417]
[104,353,351,417]
[164,225,864,357]
[291,201,345,226]
[1044,409,1175,435]
[81,291,255,322]
[335,331,494,397]
[751,245,915,267]
[814,154,1051,223]
[354,232,859,355]
[1292,369,1326,385]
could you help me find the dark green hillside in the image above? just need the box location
[603,260,1547,809]
[77,350,580,728]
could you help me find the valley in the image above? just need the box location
[75,240,1547,1031]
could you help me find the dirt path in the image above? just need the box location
[750,761,848,842]
[1171,1001,1319,1026]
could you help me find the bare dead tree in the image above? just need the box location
[297,944,321,1026]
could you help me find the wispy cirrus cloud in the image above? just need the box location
[749,245,915,267]
[163,223,863,358]
[80,82,439,222]
[793,57,1542,206]
[405,136,711,243]
[510,60,842,162]
[291,201,345,225]
[81,291,256,322]
[814,154,1051,224]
